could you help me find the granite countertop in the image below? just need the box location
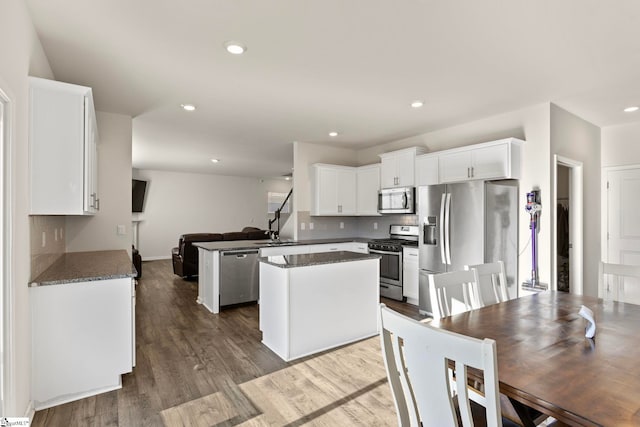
[30,250,137,287]
[193,237,373,251]
[259,251,380,269]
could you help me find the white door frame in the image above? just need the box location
[552,155,583,294]
[0,84,13,415]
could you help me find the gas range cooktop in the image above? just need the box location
[368,224,419,252]
[368,238,418,252]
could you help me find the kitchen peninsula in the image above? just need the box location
[259,251,380,361]
[194,239,369,314]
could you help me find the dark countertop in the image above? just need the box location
[30,250,137,287]
[259,251,380,269]
[193,237,373,252]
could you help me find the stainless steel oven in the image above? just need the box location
[368,224,419,302]
[368,247,403,300]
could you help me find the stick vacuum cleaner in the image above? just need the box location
[523,190,547,291]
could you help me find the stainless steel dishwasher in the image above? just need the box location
[219,248,260,306]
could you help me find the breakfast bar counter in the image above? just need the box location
[259,251,380,362]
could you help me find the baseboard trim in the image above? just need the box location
[24,400,35,420]
[142,256,171,261]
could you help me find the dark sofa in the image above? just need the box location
[171,227,269,278]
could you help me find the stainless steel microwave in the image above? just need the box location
[378,187,415,214]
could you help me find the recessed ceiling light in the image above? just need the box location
[624,106,639,113]
[329,131,339,137]
[224,41,246,55]
[210,158,220,163]
[181,104,196,111]
[411,100,424,108]
[285,176,291,181]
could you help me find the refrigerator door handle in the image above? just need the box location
[444,192,452,265]
[439,193,447,265]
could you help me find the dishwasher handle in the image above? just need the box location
[220,249,259,257]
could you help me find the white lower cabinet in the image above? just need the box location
[304,242,369,254]
[31,278,134,409]
[403,247,419,305]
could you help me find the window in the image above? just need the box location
[267,192,290,214]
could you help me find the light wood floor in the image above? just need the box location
[32,259,423,426]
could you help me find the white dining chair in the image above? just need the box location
[379,303,502,427]
[598,261,640,304]
[465,261,509,306]
[428,269,483,319]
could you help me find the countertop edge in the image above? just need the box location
[258,251,380,269]
[29,249,136,287]
[194,237,373,251]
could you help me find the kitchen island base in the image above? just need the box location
[259,253,379,362]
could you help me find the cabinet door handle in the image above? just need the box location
[95,197,100,211]
[338,204,342,213]
[471,166,474,177]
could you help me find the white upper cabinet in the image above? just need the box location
[416,153,439,186]
[379,147,426,188]
[310,164,357,216]
[438,138,523,184]
[29,77,99,215]
[356,164,381,216]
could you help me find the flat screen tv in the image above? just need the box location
[132,179,147,213]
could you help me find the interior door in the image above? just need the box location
[606,168,640,303]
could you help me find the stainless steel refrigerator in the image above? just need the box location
[418,180,518,316]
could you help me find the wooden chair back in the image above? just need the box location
[599,261,640,304]
[428,269,482,319]
[465,261,509,306]
[379,304,502,427]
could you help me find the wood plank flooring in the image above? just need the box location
[31,259,423,427]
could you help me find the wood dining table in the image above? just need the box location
[435,291,640,427]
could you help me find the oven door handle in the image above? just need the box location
[369,249,401,256]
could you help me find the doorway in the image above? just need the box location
[553,155,583,294]
[556,165,570,291]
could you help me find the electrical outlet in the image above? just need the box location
[309,222,314,230]
[340,222,344,229]
[300,222,306,230]
[117,225,126,235]
[373,222,378,230]
[42,231,46,248]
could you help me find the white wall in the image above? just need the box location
[132,169,291,259]
[601,121,640,167]
[0,0,54,417]
[550,104,601,297]
[65,112,133,253]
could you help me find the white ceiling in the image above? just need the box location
[25,0,640,178]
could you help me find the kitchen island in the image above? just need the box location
[259,251,380,362]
